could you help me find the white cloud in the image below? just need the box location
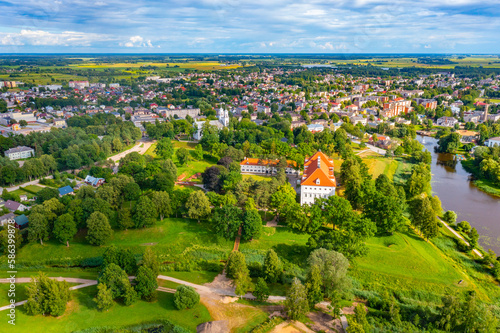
[0,30,108,46]
[122,35,154,47]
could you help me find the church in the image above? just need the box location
[193,107,230,140]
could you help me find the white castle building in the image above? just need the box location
[300,151,337,205]
[193,107,230,140]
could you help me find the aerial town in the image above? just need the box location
[0,54,498,332]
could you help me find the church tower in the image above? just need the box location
[218,107,229,127]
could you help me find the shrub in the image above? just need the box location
[174,285,200,310]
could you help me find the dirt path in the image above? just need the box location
[437,217,483,258]
[232,226,242,252]
[0,277,98,312]
[109,139,155,163]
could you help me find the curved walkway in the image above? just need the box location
[437,217,483,258]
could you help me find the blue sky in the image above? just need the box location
[0,0,499,53]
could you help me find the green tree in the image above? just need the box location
[28,212,49,245]
[241,209,262,241]
[142,247,160,277]
[25,273,70,316]
[469,227,479,249]
[176,147,190,166]
[151,191,172,220]
[253,278,269,302]
[134,266,158,301]
[94,283,114,311]
[270,183,296,217]
[409,195,439,240]
[193,144,204,160]
[285,278,309,320]
[186,191,211,223]
[117,206,134,230]
[155,138,174,160]
[438,291,462,331]
[212,205,242,240]
[307,248,350,299]
[174,285,200,310]
[352,304,370,332]
[306,264,323,307]
[53,213,77,247]
[123,182,141,202]
[227,251,248,279]
[134,195,158,228]
[443,210,457,225]
[234,268,252,297]
[263,249,283,283]
[103,245,137,275]
[86,211,113,246]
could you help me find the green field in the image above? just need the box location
[15,218,233,266]
[351,227,500,305]
[146,141,216,182]
[0,286,211,333]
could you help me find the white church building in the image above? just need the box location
[300,151,337,206]
[193,107,230,140]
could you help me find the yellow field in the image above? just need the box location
[328,56,500,69]
[70,61,241,71]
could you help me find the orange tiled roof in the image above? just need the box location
[301,151,336,187]
[240,158,297,168]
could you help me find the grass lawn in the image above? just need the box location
[146,141,216,181]
[0,286,211,333]
[242,174,273,182]
[12,218,233,266]
[22,185,45,193]
[239,226,310,269]
[349,228,496,304]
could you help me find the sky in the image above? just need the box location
[0,0,499,53]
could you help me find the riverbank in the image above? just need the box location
[461,159,500,197]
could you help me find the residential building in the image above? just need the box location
[0,213,15,227]
[4,200,27,212]
[414,98,438,110]
[381,98,412,118]
[485,137,500,148]
[300,151,337,206]
[58,186,74,196]
[84,175,105,187]
[436,116,458,127]
[4,146,34,160]
[14,214,29,229]
[239,158,299,175]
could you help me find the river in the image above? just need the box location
[417,135,500,254]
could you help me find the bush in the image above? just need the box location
[456,221,471,233]
[174,285,200,310]
[456,239,469,252]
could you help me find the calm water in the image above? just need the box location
[417,135,500,254]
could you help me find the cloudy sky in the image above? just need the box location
[0,0,499,53]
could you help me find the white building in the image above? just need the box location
[4,146,34,160]
[300,151,337,206]
[240,158,299,175]
[193,108,229,140]
[485,137,500,148]
[436,116,458,127]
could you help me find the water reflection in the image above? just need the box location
[417,135,500,254]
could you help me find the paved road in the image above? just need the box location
[0,177,51,193]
